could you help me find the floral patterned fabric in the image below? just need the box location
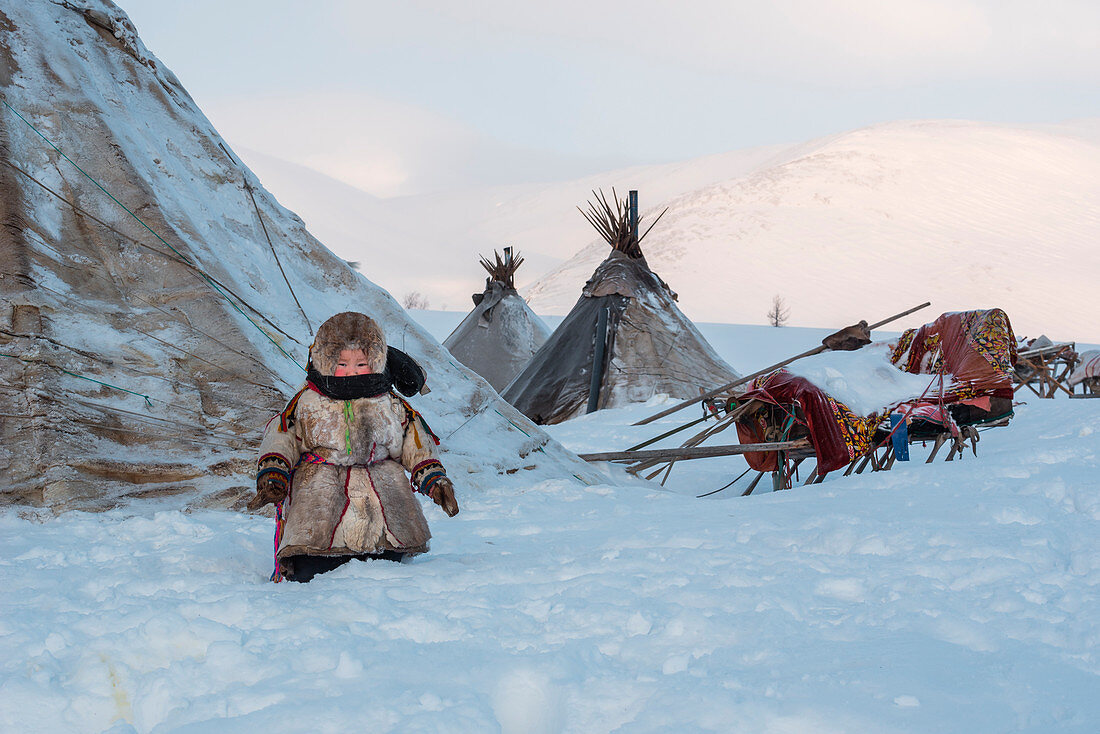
[888,309,1016,401]
[736,309,1017,476]
[737,370,884,475]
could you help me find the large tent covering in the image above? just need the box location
[443,249,551,392]
[502,191,738,424]
[0,0,598,510]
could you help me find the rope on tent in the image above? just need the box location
[1,351,263,436]
[48,407,248,448]
[26,388,252,444]
[4,326,275,426]
[58,395,250,444]
[243,178,312,336]
[5,160,302,350]
[492,408,549,455]
[1,352,153,406]
[6,269,294,395]
[2,100,305,370]
[0,408,243,449]
[5,260,293,393]
[0,326,102,363]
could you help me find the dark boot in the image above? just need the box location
[282,551,406,583]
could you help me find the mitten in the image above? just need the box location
[248,468,288,510]
[429,476,460,517]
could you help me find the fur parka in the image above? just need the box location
[257,313,447,563]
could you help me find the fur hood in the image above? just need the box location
[309,312,387,376]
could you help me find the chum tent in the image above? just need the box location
[502,190,738,424]
[0,0,598,510]
[443,248,551,392]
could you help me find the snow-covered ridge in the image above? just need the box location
[524,120,1100,342]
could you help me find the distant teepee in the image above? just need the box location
[502,190,738,424]
[443,247,551,391]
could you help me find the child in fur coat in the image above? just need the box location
[248,311,458,582]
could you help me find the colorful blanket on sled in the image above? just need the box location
[888,308,1017,402]
[735,371,883,475]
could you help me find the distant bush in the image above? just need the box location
[768,295,790,327]
[402,291,430,310]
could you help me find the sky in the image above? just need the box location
[120,0,1100,198]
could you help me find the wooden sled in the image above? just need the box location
[1014,341,1078,399]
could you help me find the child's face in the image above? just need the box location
[334,349,373,376]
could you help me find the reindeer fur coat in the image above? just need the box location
[258,313,446,561]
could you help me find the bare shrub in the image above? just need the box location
[767,295,790,327]
[402,291,430,310]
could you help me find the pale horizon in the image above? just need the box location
[120,0,1100,198]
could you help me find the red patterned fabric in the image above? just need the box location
[736,371,881,475]
[889,309,1016,401]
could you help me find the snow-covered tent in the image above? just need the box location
[502,191,738,424]
[0,0,598,510]
[443,248,551,392]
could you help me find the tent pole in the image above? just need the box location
[586,305,610,414]
[629,190,639,246]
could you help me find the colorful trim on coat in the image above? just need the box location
[271,501,286,583]
[256,465,290,484]
[258,452,291,470]
[411,458,447,496]
[296,451,330,466]
[279,388,309,432]
[395,394,440,445]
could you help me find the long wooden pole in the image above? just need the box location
[632,302,932,426]
[578,439,811,463]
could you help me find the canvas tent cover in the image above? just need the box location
[443,281,550,392]
[502,251,737,424]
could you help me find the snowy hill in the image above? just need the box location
[234,142,794,310]
[525,120,1100,342]
[0,0,598,510]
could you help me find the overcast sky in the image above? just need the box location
[121,0,1100,198]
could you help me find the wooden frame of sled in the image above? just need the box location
[1014,341,1078,399]
[600,396,1012,497]
[578,303,1024,497]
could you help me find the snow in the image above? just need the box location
[4,2,1100,729]
[4,321,1100,732]
[784,343,935,417]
